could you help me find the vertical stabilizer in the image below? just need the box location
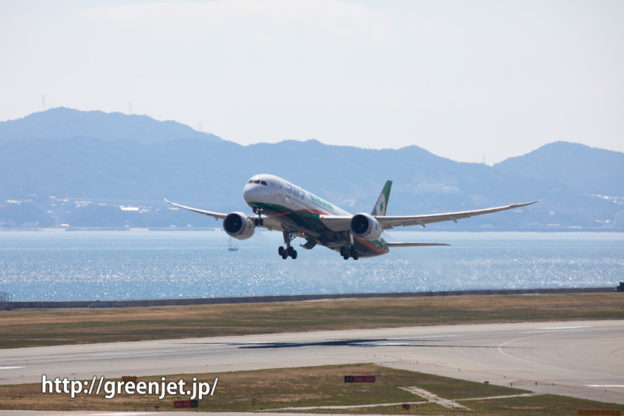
[371,180,392,216]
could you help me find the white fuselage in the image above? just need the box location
[243,174,350,217]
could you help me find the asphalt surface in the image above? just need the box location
[0,320,623,413]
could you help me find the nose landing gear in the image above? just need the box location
[253,207,264,226]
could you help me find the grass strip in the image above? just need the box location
[1,364,621,415]
[1,293,623,349]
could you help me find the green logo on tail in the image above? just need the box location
[371,180,392,216]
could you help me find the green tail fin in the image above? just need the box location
[371,180,392,216]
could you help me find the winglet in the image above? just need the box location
[511,201,539,208]
[371,180,392,216]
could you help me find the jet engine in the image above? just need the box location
[223,212,255,240]
[350,213,382,241]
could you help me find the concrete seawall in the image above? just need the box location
[5,287,615,309]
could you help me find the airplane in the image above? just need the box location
[165,173,536,260]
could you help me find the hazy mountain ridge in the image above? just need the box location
[0,108,622,230]
[495,141,624,196]
[0,107,223,144]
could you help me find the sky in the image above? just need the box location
[1,0,622,164]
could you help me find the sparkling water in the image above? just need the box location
[0,231,622,301]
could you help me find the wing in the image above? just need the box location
[164,198,284,231]
[386,242,449,247]
[319,215,352,232]
[164,198,227,221]
[320,201,537,231]
[377,201,537,230]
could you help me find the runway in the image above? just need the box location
[1,320,623,405]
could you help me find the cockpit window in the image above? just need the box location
[261,180,268,185]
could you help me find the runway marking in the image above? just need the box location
[542,326,588,330]
[260,390,540,412]
[497,335,537,364]
[400,386,470,410]
[497,325,590,363]
[458,392,539,402]
[44,413,158,416]
[77,413,158,415]
[585,385,624,388]
[259,400,430,411]
[362,342,411,346]
[0,366,23,370]
[520,326,589,334]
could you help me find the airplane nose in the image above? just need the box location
[243,183,264,204]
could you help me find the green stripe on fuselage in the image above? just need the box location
[248,201,330,234]
[248,201,388,257]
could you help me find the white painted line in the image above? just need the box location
[368,342,411,346]
[542,326,587,330]
[0,366,23,370]
[72,413,159,416]
[520,326,588,334]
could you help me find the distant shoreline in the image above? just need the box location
[5,287,615,310]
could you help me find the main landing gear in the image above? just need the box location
[278,230,297,259]
[340,246,359,260]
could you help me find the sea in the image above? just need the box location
[0,231,622,302]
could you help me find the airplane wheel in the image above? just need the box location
[340,247,347,258]
[287,246,297,259]
[278,246,284,256]
[350,248,359,260]
[281,250,288,259]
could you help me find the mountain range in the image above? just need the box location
[1,107,622,230]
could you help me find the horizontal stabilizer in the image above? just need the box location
[386,242,450,247]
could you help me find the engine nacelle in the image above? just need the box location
[350,213,382,241]
[223,212,255,240]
